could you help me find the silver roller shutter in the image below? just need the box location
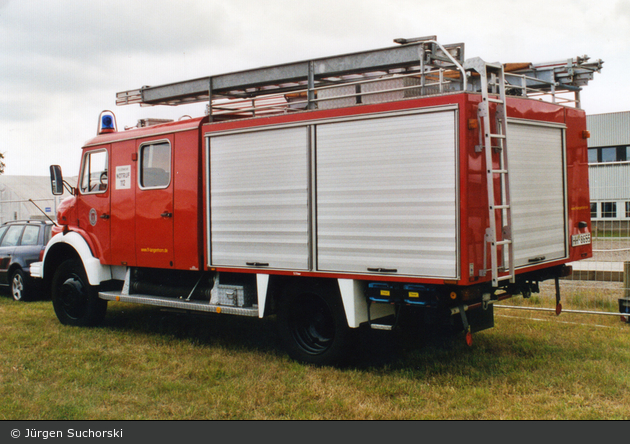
[209,127,310,270]
[508,121,567,268]
[316,110,459,278]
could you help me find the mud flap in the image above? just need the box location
[454,303,494,334]
[468,303,494,333]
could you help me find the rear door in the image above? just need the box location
[135,138,175,268]
[17,224,43,271]
[110,139,138,266]
[0,225,21,284]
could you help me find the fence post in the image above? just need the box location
[624,261,630,298]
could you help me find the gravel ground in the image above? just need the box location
[591,238,630,262]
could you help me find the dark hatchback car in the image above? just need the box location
[0,220,53,301]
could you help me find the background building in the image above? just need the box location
[0,175,74,224]
[587,111,630,233]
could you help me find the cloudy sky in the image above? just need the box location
[1,0,628,176]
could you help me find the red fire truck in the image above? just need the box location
[33,37,602,365]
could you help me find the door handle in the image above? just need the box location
[161,212,173,218]
[100,214,110,220]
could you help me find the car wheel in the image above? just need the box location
[51,259,107,326]
[11,269,29,302]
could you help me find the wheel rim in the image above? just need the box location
[289,293,335,355]
[58,274,88,319]
[12,274,24,301]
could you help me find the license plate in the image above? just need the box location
[571,232,591,247]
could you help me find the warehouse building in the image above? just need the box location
[587,111,630,232]
[0,175,74,224]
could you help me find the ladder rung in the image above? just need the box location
[496,240,512,246]
[488,133,506,139]
[491,169,508,174]
[490,204,510,210]
[488,97,504,104]
[497,274,513,282]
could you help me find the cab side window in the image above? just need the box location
[80,150,108,194]
[139,142,171,189]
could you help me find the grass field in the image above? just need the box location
[1,286,629,420]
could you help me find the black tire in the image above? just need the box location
[10,269,29,302]
[51,259,107,326]
[277,283,357,366]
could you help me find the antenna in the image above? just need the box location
[28,199,58,226]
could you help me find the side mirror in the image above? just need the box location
[50,165,64,195]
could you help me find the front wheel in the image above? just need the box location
[277,283,357,366]
[51,259,107,326]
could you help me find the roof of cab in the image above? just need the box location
[83,115,207,148]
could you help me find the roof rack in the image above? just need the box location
[116,37,603,118]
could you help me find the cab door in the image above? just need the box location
[135,138,175,268]
[76,147,111,263]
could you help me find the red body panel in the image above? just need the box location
[172,128,204,271]
[564,106,593,263]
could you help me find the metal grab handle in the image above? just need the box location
[246,262,269,267]
[528,256,546,263]
[367,267,398,273]
[161,212,173,218]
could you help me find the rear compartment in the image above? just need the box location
[204,94,587,286]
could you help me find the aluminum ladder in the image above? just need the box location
[466,58,515,287]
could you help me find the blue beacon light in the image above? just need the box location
[98,110,117,134]
[102,115,114,129]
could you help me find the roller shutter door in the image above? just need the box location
[508,122,567,268]
[316,111,459,278]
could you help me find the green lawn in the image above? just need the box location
[1,291,629,420]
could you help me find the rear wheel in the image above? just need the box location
[11,269,28,302]
[277,283,356,366]
[51,259,107,326]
